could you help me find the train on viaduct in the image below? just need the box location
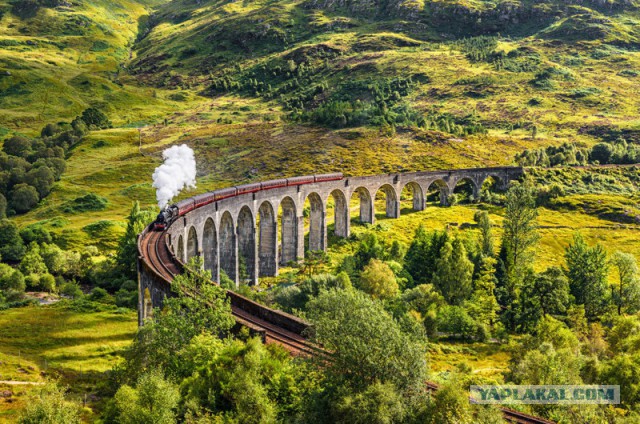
[138,166,522,315]
[135,165,560,424]
[162,166,521,284]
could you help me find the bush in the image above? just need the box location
[40,273,56,293]
[88,287,113,303]
[59,280,83,299]
[0,219,26,261]
[359,259,398,300]
[0,264,26,293]
[78,108,111,129]
[2,135,32,158]
[18,382,81,424]
[63,193,108,213]
[437,306,481,341]
[9,184,39,213]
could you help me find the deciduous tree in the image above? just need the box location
[113,369,179,424]
[611,251,640,315]
[359,259,398,300]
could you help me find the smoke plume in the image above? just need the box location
[152,144,197,209]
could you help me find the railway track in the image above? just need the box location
[140,229,554,424]
[141,229,319,355]
[425,382,554,424]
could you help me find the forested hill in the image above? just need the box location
[3,0,640,147]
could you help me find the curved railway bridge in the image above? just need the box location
[137,165,554,423]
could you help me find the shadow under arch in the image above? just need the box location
[143,287,153,319]
[177,234,185,262]
[187,226,198,262]
[452,176,479,203]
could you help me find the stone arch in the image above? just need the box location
[177,234,185,261]
[279,196,298,265]
[202,218,218,281]
[375,184,400,218]
[426,179,449,206]
[401,181,425,212]
[330,189,349,238]
[219,211,237,284]
[452,177,479,202]
[187,226,198,262]
[237,206,257,283]
[305,192,325,254]
[351,187,374,225]
[258,201,277,277]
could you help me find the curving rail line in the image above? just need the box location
[140,228,554,424]
[141,229,319,355]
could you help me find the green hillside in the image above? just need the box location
[1,2,640,423]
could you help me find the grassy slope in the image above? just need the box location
[1,0,638,246]
[0,0,186,135]
[0,304,136,422]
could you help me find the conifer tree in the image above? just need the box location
[432,236,474,305]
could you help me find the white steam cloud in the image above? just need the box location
[152,144,197,209]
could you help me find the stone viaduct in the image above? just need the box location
[162,167,523,286]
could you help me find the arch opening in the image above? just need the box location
[480,175,505,203]
[202,218,218,281]
[426,179,449,206]
[350,187,373,225]
[279,197,298,265]
[219,211,237,284]
[143,287,153,319]
[329,189,349,239]
[258,201,277,277]
[374,184,399,219]
[452,177,478,204]
[177,234,185,261]
[304,192,325,255]
[237,206,257,284]
[400,182,425,214]
[187,226,198,262]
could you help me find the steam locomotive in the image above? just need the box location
[152,173,343,231]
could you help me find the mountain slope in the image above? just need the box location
[128,0,640,148]
[0,0,177,134]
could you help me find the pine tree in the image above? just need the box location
[474,210,494,256]
[116,202,155,279]
[466,256,500,330]
[432,236,474,305]
[565,234,609,320]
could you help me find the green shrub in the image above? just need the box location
[63,193,108,213]
[437,305,481,341]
